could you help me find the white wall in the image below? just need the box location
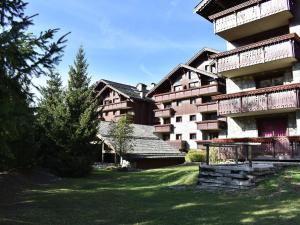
[170,114,202,149]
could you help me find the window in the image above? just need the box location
[205,65,210,72]
[190,115,197,121]
[176,134,182,140]
[203,132,218,140]
[164,103,171,109]
[190,133,197,140]
[176,116,182,123]
[176,100,182,107]
[163,134,170,141]
[189,82,199,88]
[190,98,196,104]
[174,85,183,92]
[256,75,284,88]
[164,118,171,124]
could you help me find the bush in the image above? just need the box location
[185,150,206,162]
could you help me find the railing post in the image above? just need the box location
[206,144,210,165]
[235,146,239,165]
[272,139,276,159]
[249,145,253,168]
[291,141,295,159]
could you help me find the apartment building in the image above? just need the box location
[147,48,226,151]
[195,0,300,159]
[95,79,154,125]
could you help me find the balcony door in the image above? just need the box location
[258,117,287,137]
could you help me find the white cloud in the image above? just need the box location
[139,64,155,77]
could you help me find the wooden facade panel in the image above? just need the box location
[154,124,173,133]
[218,89,299,116]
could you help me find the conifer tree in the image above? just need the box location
[48,47,100,177]
[0,0,68,171]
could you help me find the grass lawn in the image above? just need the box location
[1,164,300,225]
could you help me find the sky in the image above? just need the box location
[27,0,225,93]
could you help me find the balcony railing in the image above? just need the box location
[197,120,227,131]
[211,34,299,77]
[154,108,175,118]
[198,102,218,113]
[214,83,300,116]
[100,100,134,112]
[209,0,292,40]
[167,140,187,151]
[153,83,225,103]
[154,124,173,133]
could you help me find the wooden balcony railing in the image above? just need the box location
[154,124,173,133]
[154,108,175,118]
[210,0,292,40]
[100,100,134,112]
[211,33,299,77]
[198,102,218,113]
[213,83,300,116]
[197,120,227,131]
[153,83,225,103]
[167,140,187,151]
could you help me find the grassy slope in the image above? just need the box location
[1,165,300,225]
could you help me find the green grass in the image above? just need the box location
[2,165,300,225]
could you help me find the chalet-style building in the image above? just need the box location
[95,79,154,125]
[147,48,226,151]
[195,0,300,160]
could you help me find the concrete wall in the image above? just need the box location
[226,112,298,138]
[170,113,202,149]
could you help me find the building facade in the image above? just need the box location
[95,79,154,125]
[195,0,300,160]
[147,49,226,151]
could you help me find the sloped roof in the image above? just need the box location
[146,64,218,97]
[146,48,220,97]
[186,47,219,66]
[98,122,185,159]
[100,79,146,99]
[194,0,212,14]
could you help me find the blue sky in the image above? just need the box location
[28,0,225,90]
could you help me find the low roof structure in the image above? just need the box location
[98,122,185,159]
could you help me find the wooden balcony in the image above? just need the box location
[210,0,293,41]
[198,102,218,113]
[153,83,225,103]
[101,101,134,112]
[167,140,187,151]
[197,120,227,131]
[211,33,300,78]
[154,108,174,118]
[154,124,173,133]
[214,83,300,117]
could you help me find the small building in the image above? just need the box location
[98,122,185,169]
[147,48,226,151]
[94,79,154,125]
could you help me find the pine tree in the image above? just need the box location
[0,0,68,171]
[36,71,65,166]
[48,46,100,177]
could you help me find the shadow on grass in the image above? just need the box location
[1,165,300,225]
